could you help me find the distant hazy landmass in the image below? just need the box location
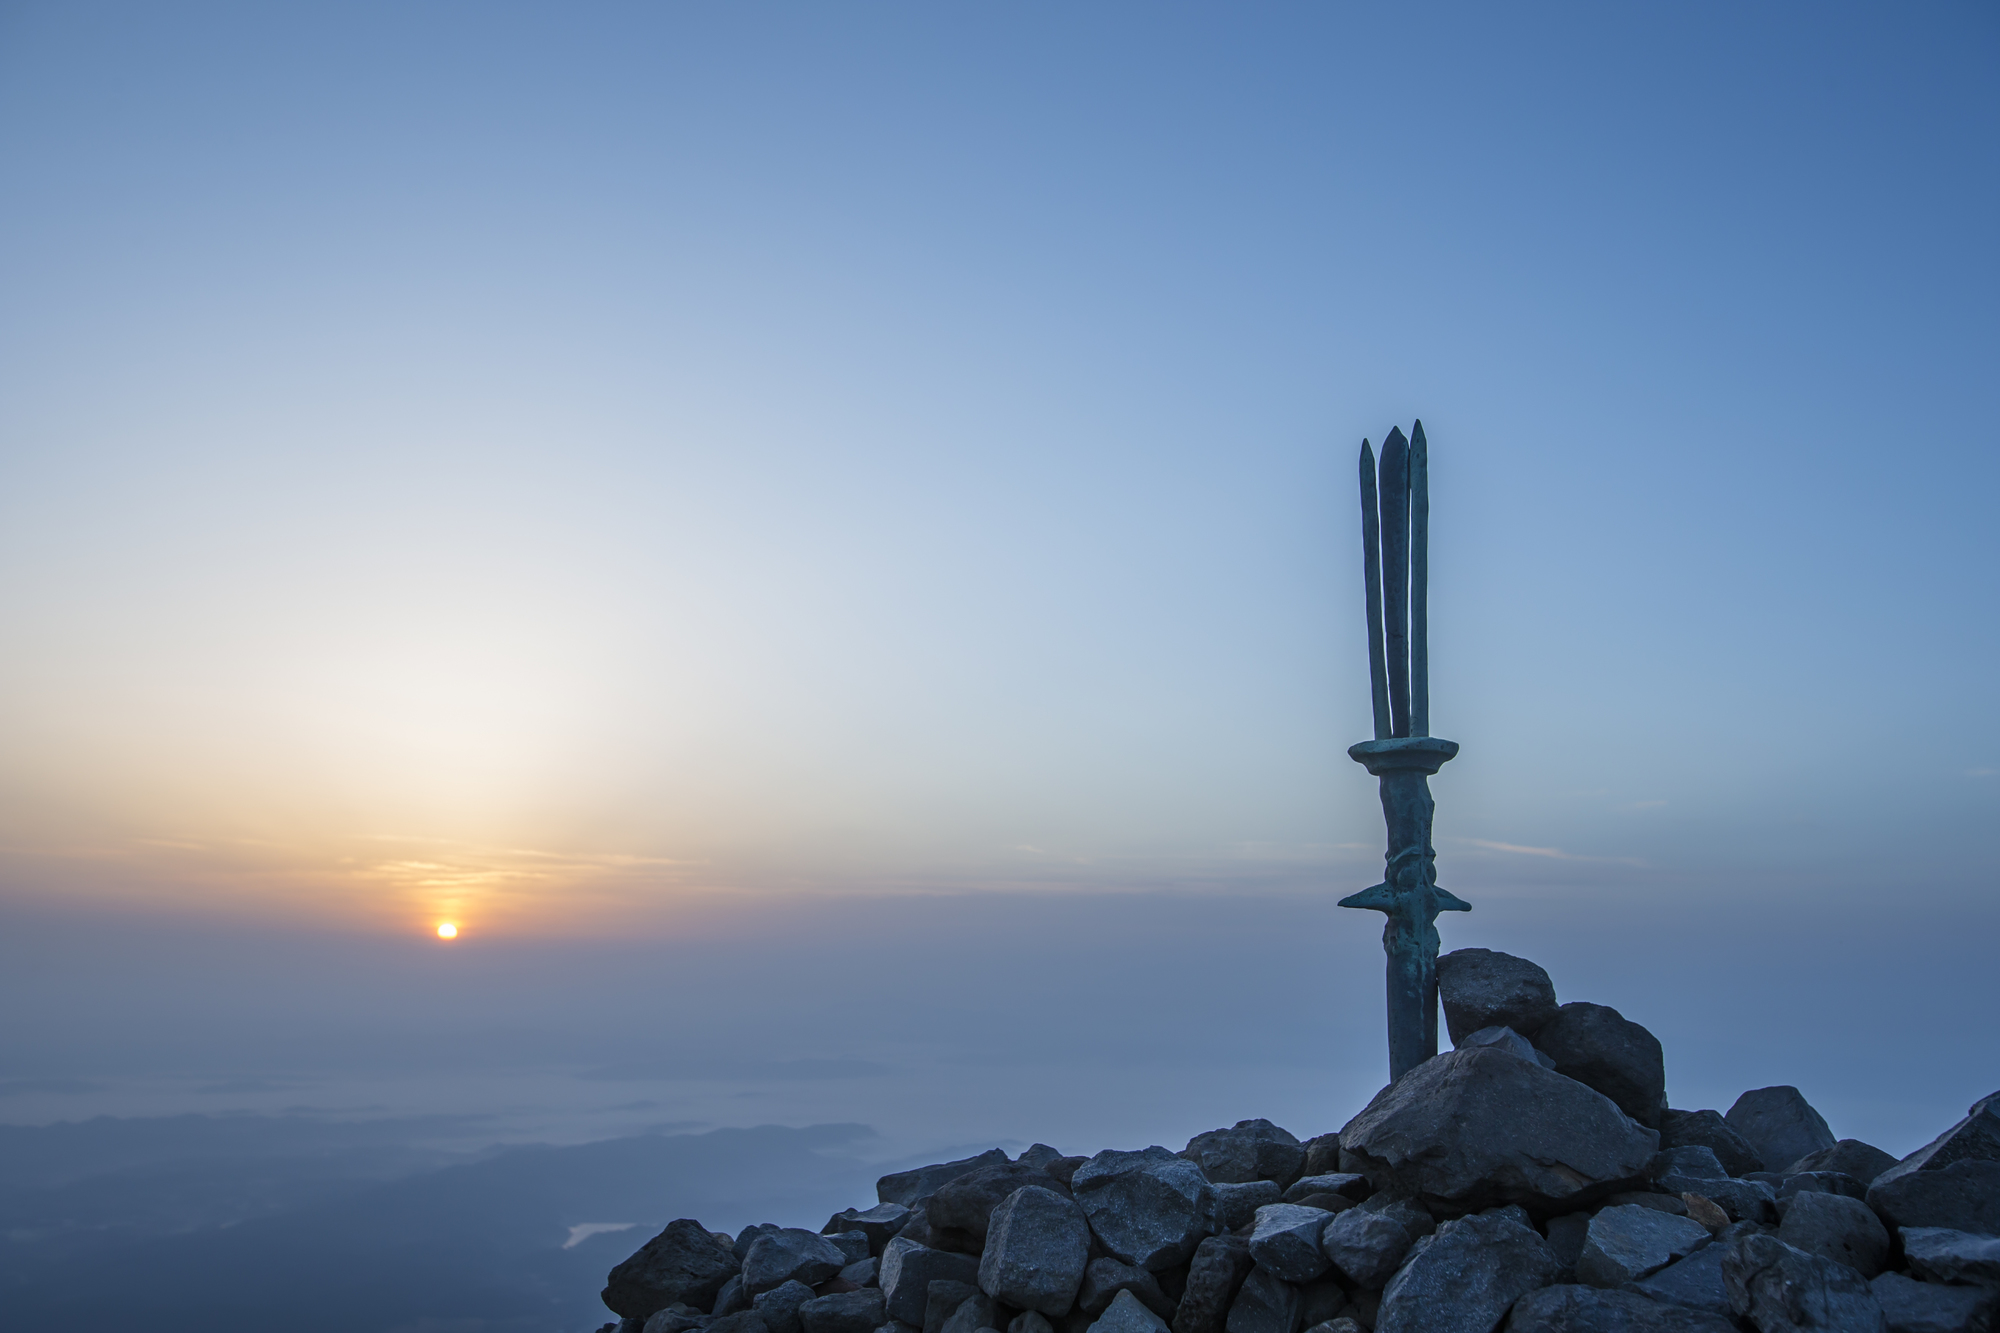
[0,1115,893,1333]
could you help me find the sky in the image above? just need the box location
[1,0,1997,1203]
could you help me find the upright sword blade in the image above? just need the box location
[1359,441,1391,741]
[1409,420,1430,738]
[1379,426,1411,737]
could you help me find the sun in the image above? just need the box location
[436,922,459,940]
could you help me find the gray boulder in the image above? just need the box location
[1505,1284,1739,1332]
[1781,1174,1872,1212]
[1533,1002,1668,1129]
[1247,1204,1333,1283]
[1661,1109,1767,1178]
[1020,1145,1067,1170]
[940,1293,998,1333]
[1080,1258,1175,1318]
[1283,1174,1371,1205]
[755,1280,820,1333]
[644,1306,709,1333]
[1339,1045,1659,1215]
[1096,1290,1171,1333]
[1681,1178,1779,1225]
[1377,1211,1559,1333]
[714,1276,750,1317]
[1874,1097,2000,1195]
[1302,1136,1343,1179]
[1437,949,1559,1043]
[880,1151,1014,1207]
[1722,1233,1887,1332]
[1173,1234,1255,1333]
[1627,1240,1738,1321]
[840,1257,879,1288]
[1321,1202,1430,1290]
[1727,1089,1839,1179]
[802,1292,888,1333]
[1575,1204,1712,1287]
[1792,1142,1902,1185]
[738,1225,785,1260]
[936,1165,1071,1245]
[979,1186,1091,1316]
[1459,1025,1558,1069]
[1214,1181,1284,1230]
[923,1284,980,1333]
[1226,1266,1302,1333]
[1653,1146,1730,1182]
[827,1204,915,1254]
[878,1237,982,1326]
[607,1219,747,1319]
[1011,1314,1054,1333]
[1901,1228,2000,1287]
[708,1315,770,1333]
[1184,1121,1308,1189]
[745,1231,851,1297]
[1072,1146,1220,1271]
[1868,1271,1998,1333]
[1868,1160,2000,1235]
[828,1232,874,1265]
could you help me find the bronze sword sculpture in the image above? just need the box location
[1340,421,1469,1082]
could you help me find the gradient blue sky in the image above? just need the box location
[1,3,1995,1157]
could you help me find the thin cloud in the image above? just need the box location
[1455,837,1645,866]
[1969,768,1997,778]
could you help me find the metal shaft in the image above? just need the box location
[1409,421,1429,738]
[1379,427,1411,738]
[1359,442,1391,741]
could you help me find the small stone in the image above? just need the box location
[877,1238,982,1327]
[941,1294,999,1333]
[1901,1228,2000,1287]
[1776,1194,1890,1279]
[1301,1136,1342,1179]
[1682,1194,1731,1234]
[1072,1147,1221,1272]
[829,1233,874,1265]
[879,1152,1015,1208]
[924,1285,980,1333]
[1868,1271,1998,1333]
[745,1232,852,1297]
[1436,948,1559,1042]
[1627,1240,1737,1321]
[1284,1196,1357,1218]
[1533,1002,1668,1129]
[1457,1025,1551,1067]
[607,1219,747,1319]
[1791,1142,1902,1185]
[1721,1233,1887,1332]
[1247,1204,1333,1283]
[1213,1181,1284,1230]
[1505,1284,1739,1331]
[755,1281,820,1333]
[1780,1173,1872,1213]
[827,1205,915,1254]
[1095,1290,1171,1333]
[1574,1204,1712,1288]
[1225,1266,1301,1333]
[1282,1175,1371,1205]
[1047,1157,1090,1187]
[715,1277,750,1317]
[1376,1212,1559,1333]
[1868,1159,2000,1235]
[979,1186,1092,1316]
[1652,1147,1729,1182]
[842,1258,880,1289]
[1320,1207,1420,1290]
[1172,1235,1254,1333]
[1659,1110,1766,1178]
[709,1314,771,1333]
[1726,1089,1838,1179]
[643,1305,708,1333]
[1079,1259,1174,1319]
[1183,1121,1308,1190]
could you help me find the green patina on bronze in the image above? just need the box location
[1342,421,1468,1082]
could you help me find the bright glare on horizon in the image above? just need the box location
[436,923,458,940]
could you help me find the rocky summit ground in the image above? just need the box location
[592,948,2000,1333]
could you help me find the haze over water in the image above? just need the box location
[0,5,1996,1327]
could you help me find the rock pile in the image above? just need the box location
[596,949,2000,1333]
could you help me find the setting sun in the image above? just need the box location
[436,922,458,940]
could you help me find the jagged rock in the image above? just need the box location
[1296,1278,1347,1328]
[1172,1235,1254,1333]
[941,1293,999,1333]
[1080,1258,1175,1318]
[1652,1151,1776,1224]
[1575,1204,1712,1287]
[1722,1233,1887,1332]
[715,1276,750,1317]
[935,1165,1071,1244]
[1097,1290,1171,1333]
[1459,1025,1557,1069]
[1793,1143,1902,1185]
[740,1226,786,1260]
[1213,1181,1283,1230]
[1660,1110,1766,1178]
[1781,1175,1872,1212]
[1607,1192,1690,1217]
[745,1231,852,1297]
[1654,1147,1729,1182]
[755,1280,820,1333]
[881,1152,1015,1207]
[1072,1147,1220,1271]
[1532,1002,1668,1129]
[1339,1045,1658,1215]
[1727,1089,1839,1178]
[1868,1271,1998,1333]
[924,1284,980,1333]
[1184,1121,1308,1189]
[1627,1238,1739,1320]
[897,1209,935,1250]
[828,1205,915,1253]
[1376,1211,1559,1333]
[1784,1184,1888,1272]
[708,1314,770,1333]
[1875,1097,2000,1195]
[607,1219,747,1319]
[1225,1266,1301,1333]
[841,1257,880,1288]
[1048,1158,1090,1187]
[878,1238,982,1326]
[802,1293,889,1333]
[1869,1160,2000,1235]
[1302,1136,1342,1179]
[1437,949,1559,1043]
[979,1186,1092,1316]
[1902,1228,2000,1287]
[1320,1204,1426,1290]
[1020,1146,1067,1170]
[1283,1175,1371,1205]
[1246,1204,1333,1283]
[1505,1284,1739,1331]
[828,1233,874,1265]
